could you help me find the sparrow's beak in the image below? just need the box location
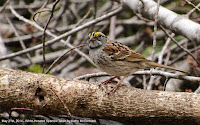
[88,32,98,41]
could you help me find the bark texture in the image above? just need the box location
[0,67,200,124]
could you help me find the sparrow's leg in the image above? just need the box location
[99,76,119,87]
[108,74,129,94]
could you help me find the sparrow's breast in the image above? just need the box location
[89,49,136,76]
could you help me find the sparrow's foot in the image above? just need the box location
[98,76,118,87]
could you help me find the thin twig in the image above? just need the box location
[160,25,200,66]
[62,8,92,47]
[33,9,51,22]
[50,0,68,27]
[93,0,97,19]
[184,0,200,13]
[134,41,145,52]
[0,0,10,13]
[170,44,200,65]
[154,32,173,86]
[46,44,86,74]
[148,0,161,90]
[46,8,92,73]
[3,32,43,43]
[158,33,174,65]
[147,75,156,90]
[186,2,200,17]
[163,78,170,91]
[75,8,93,27]
[4,5,122,63]
[11,107,33,112]
[49,85,72,117]
[142,74,147,89]
[75,70,200,82]
[152,0,160,60]
[39,0,60,73]
[33,0,49,22]
[74,72,109,80]
[109,2,117,40]
[4,14,32,65]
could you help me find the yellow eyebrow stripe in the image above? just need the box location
[88,33,91,38]
[88,32,101,38]
[93,32,100,37]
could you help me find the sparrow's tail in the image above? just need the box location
[147,61,189,74]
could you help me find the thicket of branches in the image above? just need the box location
[0,0,200,124]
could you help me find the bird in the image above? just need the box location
[88,32,188,93]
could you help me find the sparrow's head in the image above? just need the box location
[88,32,107,50]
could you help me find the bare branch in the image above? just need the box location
[0,5,122,63]
[75,70,200,83]
[1,67,200,124]
[123,0,200,43]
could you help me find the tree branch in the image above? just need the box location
[0,67,200,124]
[122,0,200,43]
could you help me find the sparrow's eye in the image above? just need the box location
[89,32,104,39]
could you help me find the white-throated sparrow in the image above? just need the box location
[88,32,188,92]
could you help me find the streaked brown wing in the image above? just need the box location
[103,39,146,62]
[124,50,146,62]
